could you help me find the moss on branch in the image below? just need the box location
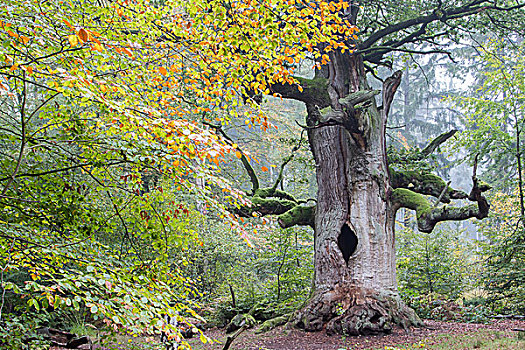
[250,196,296,216]
[278,205,315,228]
[391,187,489,233]
[391,188,431,219]
[271,76,330,107]
[254,188,297,203]
[390,170,467,203]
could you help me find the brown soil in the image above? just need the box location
[188,319,525,350]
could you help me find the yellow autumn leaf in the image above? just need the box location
[68,34,79,47]
[92,43,104,52]
[235,151,242,159]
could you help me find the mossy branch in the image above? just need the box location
[235,190,315,228]
[277,205,315,228]
[338,90,380,108]
[390,170,467,203]
[391,173,490,233]
[270,76,331,108]
[420,130,457,158]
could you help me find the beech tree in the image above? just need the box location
[221,1,525,335]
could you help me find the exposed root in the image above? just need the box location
[292,285,422,336]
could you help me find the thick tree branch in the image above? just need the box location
[277,205,315,228]
[382,70,403,117]
[391,170,467,203]
[270,76,330,108]
[388,129,458,165]
[391,165,490,232]
[339,90,380,109]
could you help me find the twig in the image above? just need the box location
[434,181,451,207]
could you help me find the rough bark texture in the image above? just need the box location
[294,285,421,335]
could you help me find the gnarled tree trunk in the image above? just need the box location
[288,52,420,335]
[225,1,500,336]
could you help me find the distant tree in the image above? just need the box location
[396,226,476,299]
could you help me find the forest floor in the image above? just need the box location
[187,319,525,350]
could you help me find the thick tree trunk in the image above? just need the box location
[292,54,421,335]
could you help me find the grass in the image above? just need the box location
[93,328,525,350]
[366,330,524,350]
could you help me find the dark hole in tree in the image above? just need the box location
[338,223,358,263]
[370,313,381,324]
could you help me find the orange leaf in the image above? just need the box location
[121,48,133,57]
[78,28,89,42]
[159,67,167,76]
[7,30,18,38]
[20,35,29,44]
[235,151,242,159]
[261,166,268,172]
[63,19,74,30]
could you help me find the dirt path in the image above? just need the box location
[189,319,525,350]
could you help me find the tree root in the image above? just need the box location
[292,285,422,336]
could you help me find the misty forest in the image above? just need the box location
[1,1,525,349]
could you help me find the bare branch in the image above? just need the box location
[421,130,458,158]
[203,121,259,193]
